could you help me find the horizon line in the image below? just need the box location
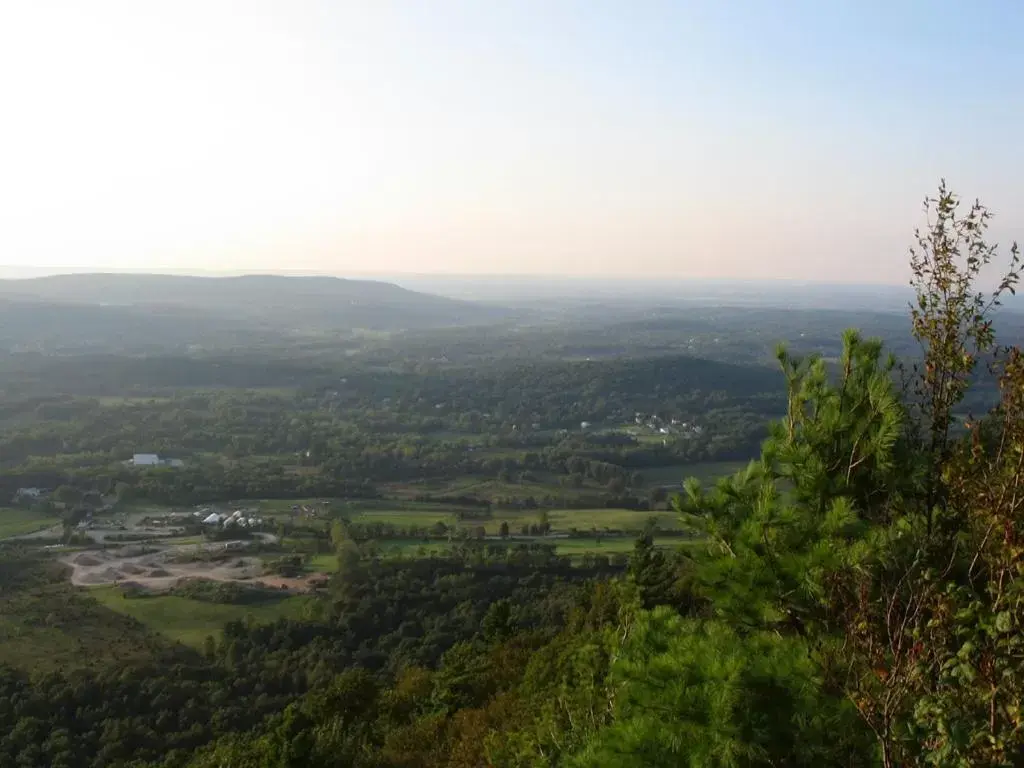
[0,265,914,289]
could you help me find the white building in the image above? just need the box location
[131,454,184,467]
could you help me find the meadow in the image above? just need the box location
[89,587,314,648]
[0,508,61,539]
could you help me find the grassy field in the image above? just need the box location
[349,507,455,528]
[0,508,61,539]
[316,504,683,536]
[228,461,749,542]
[548,508,680,531]
[89,587,313,648]
[306,553,338,572]
[553,536,682,556]
[382,475,605,501]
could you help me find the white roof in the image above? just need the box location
[202,513,222,524]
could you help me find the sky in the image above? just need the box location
[0,1,1022,283]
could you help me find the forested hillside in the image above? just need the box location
[1,186,1023,767]
[0,273,510,350]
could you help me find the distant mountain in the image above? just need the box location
[392,275,1024,314]
[0,274,510,351]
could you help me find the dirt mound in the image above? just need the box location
[73,554,103,567]
[258,575,310,591]
[117,581,147,592]
[120,563,146,575]
[78,573,107,585]
[148,568,170,577]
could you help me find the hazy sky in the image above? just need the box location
[1,1,1022,282]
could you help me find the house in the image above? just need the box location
[13,487,47,504]
[131,453,184,468]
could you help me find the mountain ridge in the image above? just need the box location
[0,273,512,352]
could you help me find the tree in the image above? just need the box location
[481,599,515,641]
[906,180,1020,536]
[113,481,132,504]
[499,521,510,539]
[672,183,1024,767]
[53,485,82,507]
[568,609,868,767]
[627,531,677,610]
[329,519,362,581]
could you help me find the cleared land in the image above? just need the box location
[306,553,338,572]
[0,508,62,539]
[359,506,681,535]
[60,544,265,589]
[90,586,312,647]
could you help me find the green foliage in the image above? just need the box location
[569,609,870,767]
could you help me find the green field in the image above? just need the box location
[306,553,339,572]
[383,475,604,501]
[0,508,61,539]
[548,508,680,531]
[89,587,313,648]
[553,536,681,557]
[319,504,683,536]
[350,507,456,528]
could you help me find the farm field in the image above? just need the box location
[381,475,605,501]
[553,536,681,557]
[89,587,313,648]
[305,553,338,572]
[0,508,61,539]
[309,504,684,536]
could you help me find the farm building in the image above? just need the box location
[131,454,184,467]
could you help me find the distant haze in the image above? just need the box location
[1,1,1023,283]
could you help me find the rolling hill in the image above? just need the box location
[0,274,511,352]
